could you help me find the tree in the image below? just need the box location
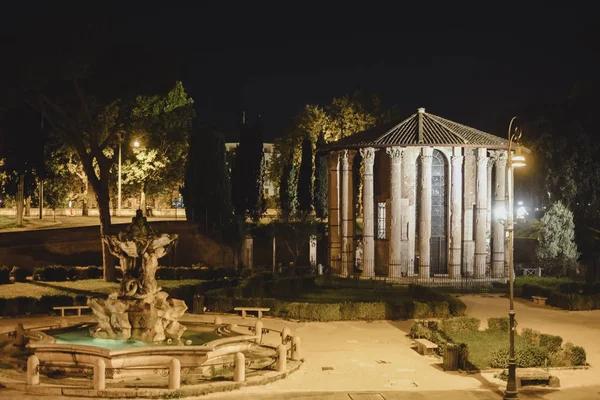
[297,135,313,213]
[0,14,182,281]
[279,155,297,221]
[181,123,231,231]
[42,145,70,219]
[230,117,265,222]
[536,201,580,276]
[125,81,194,213]
[313,132,328,219]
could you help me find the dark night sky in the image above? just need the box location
[2,4,597,142]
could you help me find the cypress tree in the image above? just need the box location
[313,132,328,219]
[246,119,266,222]
[297,135,313,213]
[279,155,297,221]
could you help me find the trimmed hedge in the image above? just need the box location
[521,283,600,310]
[11,266,28,282]
[521,328,541,345]
[0,266,10,284]
[487,317,516,332]
[539,334,563,353]
[440,317,481,333]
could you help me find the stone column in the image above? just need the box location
[341,150,356,277]
[419,147,433,278]
[474,148,488,278]
[403,148,419,275]
[462,149,476,276]
[360,147,376,278]
[486,158,494,272]
[327,152,341,274]
[493,151,507,277]
[234,352,245,382]
[449,149,463,278]
[386,146,403,278]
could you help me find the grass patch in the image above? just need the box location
[0,279,205,299]
[447,330,528,370]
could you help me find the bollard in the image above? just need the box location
[169,358,181,390]
[276,344,287,372]
[58,319,68,328]
[281,327,291,344]
[291,336,301,360]
[215,316,223,325]
[255,321,263,343]
[15,323,25,347]
[234,352,245,382]
[94,359,106,390]
[27,355,40,385]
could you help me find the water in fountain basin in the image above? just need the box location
[53,328,219,350]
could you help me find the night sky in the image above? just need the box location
[1,4,596,142]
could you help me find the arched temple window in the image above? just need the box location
[430,150,448,274]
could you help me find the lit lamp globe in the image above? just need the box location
[512,146,526,167]
[133,140,140,148]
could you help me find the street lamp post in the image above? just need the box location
[504,117,525,400]
[117,135,122,217]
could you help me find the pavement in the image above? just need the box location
[0,294,599,399]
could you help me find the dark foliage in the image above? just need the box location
[313,132,328,219]
[297,135,313,213]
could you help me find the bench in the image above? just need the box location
[531,296,548,306]
[414,338,438,356]
[234,307,270,319]
[517,368,560,388]
[53,306,90,317]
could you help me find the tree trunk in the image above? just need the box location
[25,196,31,217]
[97,185,116,282]
[16,174,24,226]
[82,198,88,216]
[39,180,43,219]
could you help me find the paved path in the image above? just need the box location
[1,295,599,399]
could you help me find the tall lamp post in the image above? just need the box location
[117,134,122,217]
[504,117,526,400]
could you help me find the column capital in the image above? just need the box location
[359,147,376,164]
[385,146,404,162]
[451,155,464,165]
[476,149,488,166]
[490,150,508,167]
[340,149,357,166]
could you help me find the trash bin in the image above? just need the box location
[443,345,459,371]
[193,295,205,314]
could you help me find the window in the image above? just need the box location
[377,202,386,239]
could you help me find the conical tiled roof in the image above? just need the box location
[323,108,508,150]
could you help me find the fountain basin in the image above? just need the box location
[27,322,258,379]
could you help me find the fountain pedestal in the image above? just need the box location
[88,212,186,342]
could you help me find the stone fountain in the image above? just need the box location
[88,210,187,342]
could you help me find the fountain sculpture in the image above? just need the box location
[88,210,187,342]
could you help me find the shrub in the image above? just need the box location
[10,266,28,282]
[487,317,516,332]
[74,266,103,280]
[447,296,467,316]
[569,344,587,366]
[37,295,74,314]
[412,302,431,318]
[432,302,450,318]
[0,266,11,284]
[539,334,563,353]
[340,302,387,321]
[490,345,549,368]
[440,317,480,333]
[156,267,177,280]
[286,302,341,321]
[520,328,541,346]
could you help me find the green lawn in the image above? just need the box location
[448,330,528,370]
[0,279,205,299]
